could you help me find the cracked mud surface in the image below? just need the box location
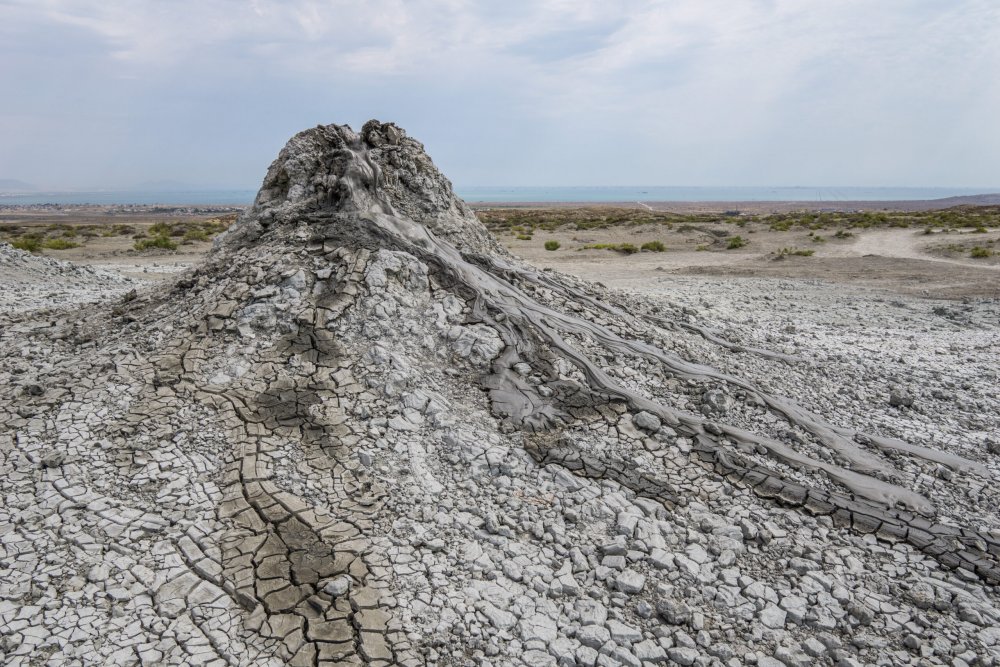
[2,122,999,666]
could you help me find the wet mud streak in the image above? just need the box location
[482,256,984,479]
[181,251,397,666]
[309,206,1000,583]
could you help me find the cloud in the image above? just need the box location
[0,0,998,188]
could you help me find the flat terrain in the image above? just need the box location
[0,205,239,280]
[479,205,1000,299]
[2,203,998,299]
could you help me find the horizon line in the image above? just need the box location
[4,184,1000,193]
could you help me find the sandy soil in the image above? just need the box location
[504,222,1000,299]
[0,206,231,280]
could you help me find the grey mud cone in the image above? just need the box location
[2,120,998,666]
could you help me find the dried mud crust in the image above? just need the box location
[2,122,999,666]
[0,241,141,312]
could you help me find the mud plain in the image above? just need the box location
[1,198,999,665]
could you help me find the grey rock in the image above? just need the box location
[801,638,826,657]
[773,647,810,667]
[607,619,642,644]
[648,549,674,570]
[323,575,352,597]
[39,448,65,468]
[656,600,692,625]
[523,649,557,666]
[86,564,110,584]
[615,569,646,594]
[667,647,699,666]
[577,599,608,626]
[701,389,732,414]
[779,595,808,624]
[889,389,914,407]
[634,639,667,663]
[905,582,935,609]
[633,411,662,432]
[577,624,611,649]
[480,601,517,630]
[576,646,599,667]
[759,604,786,629]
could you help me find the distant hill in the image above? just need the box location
[931,193,1000,206]
[0,179,36,192]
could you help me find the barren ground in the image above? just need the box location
[2,197,999,666]
[486,211,1000,301]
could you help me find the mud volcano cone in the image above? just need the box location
[2,121,998,666]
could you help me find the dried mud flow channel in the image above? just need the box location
[2,122,999,667]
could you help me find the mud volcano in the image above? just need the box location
[2,121,999,665]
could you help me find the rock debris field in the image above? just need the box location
[1,121,999,667]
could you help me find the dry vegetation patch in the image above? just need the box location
[0,212,238,256]
[477,204,1000,239]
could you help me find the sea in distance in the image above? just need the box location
[1,186,998,206]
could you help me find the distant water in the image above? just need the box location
[457,186,1000,203]
[1,186,998,206]
[0,190,257,206]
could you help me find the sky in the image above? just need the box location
[1,0,999,190]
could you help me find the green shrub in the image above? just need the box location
[10,235,42,252]
[41,238,80,250]
[134,235,178,251]
[640,240,665,252]
[834,230,854,238]
[516,234,532,241]
[973,226,988,233]
[777,247,815,257]
[726,236,747,249]
[970,246,992,258]
[183,228,211,243]
[199,220,230,235]
[148,222,174,236]
[543,240,560,251]
[582,242,638,254]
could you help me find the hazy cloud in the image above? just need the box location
[1,0,998,189]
